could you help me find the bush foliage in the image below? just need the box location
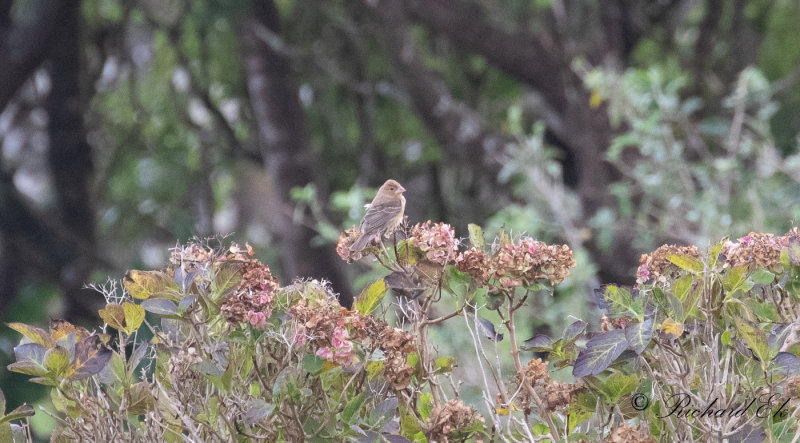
[6,225,800,442]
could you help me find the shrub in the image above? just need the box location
[5,226,800,442]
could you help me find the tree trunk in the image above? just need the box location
[239,0,354,308]
[45,1,97,321]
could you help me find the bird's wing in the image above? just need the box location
[360,199,403,231]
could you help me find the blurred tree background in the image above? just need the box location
[2,0,800,437]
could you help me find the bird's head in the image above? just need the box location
[381,179,406,197]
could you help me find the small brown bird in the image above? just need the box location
[350,179,406,252]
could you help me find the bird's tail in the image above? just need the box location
[349,232,372,252]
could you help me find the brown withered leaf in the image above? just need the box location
[123,270,179,300]
[49,318,90,342]
[98,304,126,331]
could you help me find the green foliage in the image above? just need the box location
[355,278,387,315]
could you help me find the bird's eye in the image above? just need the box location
[389,186,395,190]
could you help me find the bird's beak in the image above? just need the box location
[398,185,406,193]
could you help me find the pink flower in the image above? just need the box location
[246,310,267,330]
[410,221,459,265]
[316,347,334,360]
[334,348,355,366]
[292,326,307,347]
[332,327,349,348]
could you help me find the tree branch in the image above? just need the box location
[371,3,511,176]
[387,0,569,115]
[0,0,78,112]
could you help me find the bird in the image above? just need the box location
[350,179,406,252]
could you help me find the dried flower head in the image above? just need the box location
[723,232,782,269]
[220,258,280,330]
[455,247,491,285]
[337,226,375,263]
[600,313,631,332]
[410,221,459,265]
[545,380,584,413]
[425,400,483,442]
[288,297,415,382]
[170,242,215,273]
[636,244,700,285]
[522,358,551,388]
[783,227,800,243]
[785,376,800,399]
[490,238,575,290]
[606,422,654,443]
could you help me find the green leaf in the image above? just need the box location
[417,392,434,421]
[781,248,791,268]
[485,291,504,310]
[407,352,419,371]
[366,361,384,380]
[446,266,471,287]
[343,392,367,424]
[666,293,684,321]
[122,302,145,334]
[211,262,242,302]
[468,223,484,248]
[44,346,71,377]
[572,329,629,377]
[6,323,54,348]
[709,241,725,269]
[0,387,4,416]
[244,399,274,426]
[355,279,387,315]
[8,343,47,377]
[0,403,34,424]
[734,317,770,371]
[399,403,423,437]
[396,240,423,266]
[681,281,702,321]
[750,268,776,285]
[667,254,704,273]
[722,265,750,293]
[721,330,733,346]
[567,400,593,433]
[141,298,179,316]
[302,354,324,374]
[434,357,456,375]
[603,286,642,318]
[6,361,46,377]
[531,423,550,436]
[127,382,154,415]
[599,373,639,404]
[98,352,126,385]
[671,275,693,302]
[745,299,779,323]
[625,319,654,354]
[769,325,792,356]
